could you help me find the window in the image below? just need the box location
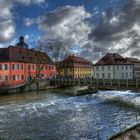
[102,66,104,71]
[122,65,123,70]
[126,65,127,70]
[0,64,2,70]
[21,64,24,70]
[126,73,128,78]
[96,66,98,71]
[0,76,2,80]
[5,64,8,70]
[121,73,124,78]
[17,75,20,80]
[17,64,20,70]
[49,66,51,70]
[96,73,99,78]
[21,75,24,80]
[12,75,16,80]
[102,73,105,78]
[12,64,15,70]
[130,72,132,77]
[108,66,110,71]
[46,65,48,70]
[108,73,110,79]
[5,75,8,81]
[32,64,34,70]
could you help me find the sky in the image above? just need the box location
[0,0,140,62]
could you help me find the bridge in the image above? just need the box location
[25,78,140,91]
[49,78,140,90]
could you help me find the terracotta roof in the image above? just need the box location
[0,46,54,65]
[95,53,130,65]
[59,55,92,68]
[63,55,91,63]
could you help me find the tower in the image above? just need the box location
[15,36,29,49]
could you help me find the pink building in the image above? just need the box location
[0,38,56,88]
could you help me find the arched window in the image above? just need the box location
[0,64,2,70]
[5,64,8,70]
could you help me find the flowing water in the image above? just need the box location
[0,88,140,140]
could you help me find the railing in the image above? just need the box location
[48,78,140,89]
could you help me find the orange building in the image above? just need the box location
[57,55,92,78]
[0,37,56,88]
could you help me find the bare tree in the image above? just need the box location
[37,39,70,62]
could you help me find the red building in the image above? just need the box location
[0,37,56,87]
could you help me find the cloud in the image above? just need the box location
[24,0,140,62]
[24,16,41,27]
[0,0,45,43]
[0,0,15,42]
[15,0,45,5]
[0,20,15,42]
[35,5,91,60]
[85,0,140,61]
[24,18,35,27]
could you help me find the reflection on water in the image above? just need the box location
[0,89,140,140]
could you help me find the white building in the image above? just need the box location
[94,53,134,79]
[126,57,140,79]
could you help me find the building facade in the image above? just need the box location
[126,57,140,79]
[0,37,56,87]
[57,55,92,78]
[94,53,134,79]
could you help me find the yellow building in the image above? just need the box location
[58,55,92,78]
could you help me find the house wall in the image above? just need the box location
[58,67,92,78]
[59,68,74,77]
[0,62,56,87]
[133,63,140,79]
[114,65,133,79]
[74,67,92,78]
[94,65,134,79]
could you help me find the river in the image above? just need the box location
[0,88,140,140]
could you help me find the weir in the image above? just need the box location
[93,90,140,109]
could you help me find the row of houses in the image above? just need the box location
[57,53,140,80]
[0,36,140,87]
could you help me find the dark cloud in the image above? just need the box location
[86,0,140,61]
[90,0,140,41]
